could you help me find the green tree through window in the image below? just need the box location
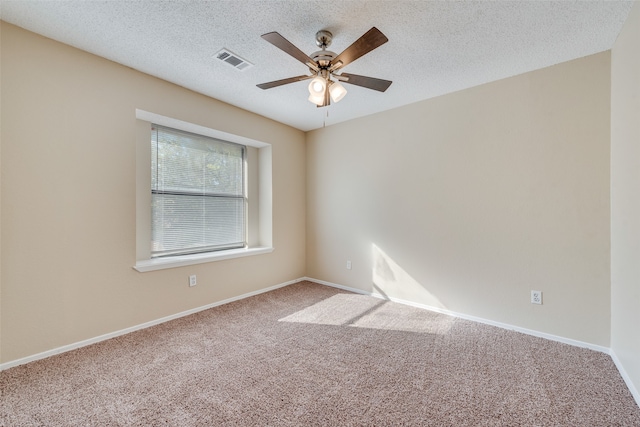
[151,125,246,257]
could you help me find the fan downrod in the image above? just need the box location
[315,30,332,49]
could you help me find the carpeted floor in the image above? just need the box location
[1,280,639,426]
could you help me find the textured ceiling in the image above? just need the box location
[1,1,635,131]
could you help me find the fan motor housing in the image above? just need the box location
[310,50,336,69]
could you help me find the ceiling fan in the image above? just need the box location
[256,27,392,107]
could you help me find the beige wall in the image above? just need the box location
[611,1,640,398]
[0,15,629,366]
[0,22,306,363]
[307,52,612,346]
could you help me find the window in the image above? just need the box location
[151,125,246,258]
[134,110,273,272]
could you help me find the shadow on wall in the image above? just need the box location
[278,244,453,334]
[372,243,447,311]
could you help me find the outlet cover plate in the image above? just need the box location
[531,290,542,304]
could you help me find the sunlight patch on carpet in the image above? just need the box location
[279,294,454,334]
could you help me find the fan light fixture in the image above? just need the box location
[308,93,324,106]
[308,76,347,106]
[308,76,326,105]
[308,76,326,94]
[329,81,347,103]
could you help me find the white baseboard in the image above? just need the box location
[317,269,639,404]
[5,275,636,407]
[0,277,306,371]
[304,277,610,354]
[610,349,640,407]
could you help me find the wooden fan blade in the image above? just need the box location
[261,32,318,69]
[339,73,392,92]
[331,27,388,71]
[257,75,312,90]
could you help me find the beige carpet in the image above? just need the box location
[1,280,639,426]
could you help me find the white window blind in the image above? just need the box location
[151,125,246,258]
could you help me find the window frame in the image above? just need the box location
[134,110,273,273]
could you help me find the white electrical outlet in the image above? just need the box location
[189,275,197,287]
[346,260,352,270]
[531,290,542,305]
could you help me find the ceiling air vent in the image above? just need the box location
[215,49,253,71]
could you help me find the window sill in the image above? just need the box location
[133,246,274,272]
